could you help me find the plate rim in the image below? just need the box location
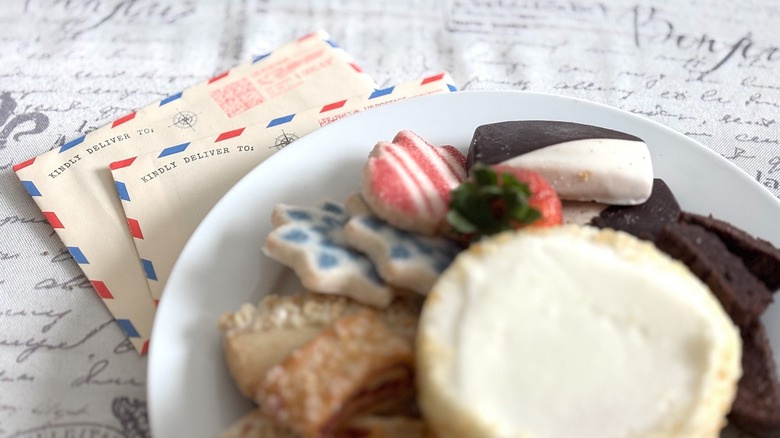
[148,89,780,437]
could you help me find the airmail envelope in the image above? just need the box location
[13,30,377,353]
[110,73,457,301]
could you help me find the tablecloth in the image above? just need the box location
[1,0,778,436]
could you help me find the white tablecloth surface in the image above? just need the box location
[1,0,778,436]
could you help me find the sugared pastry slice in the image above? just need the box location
[467,121,653,205]
[362,130,467,235]
[417,226,741,438]
[218,292,420,399]
[217,408,296,438]
[341,416,429,438]
[218,410,429,438]
[263,201,393,307]
[257,311,416,438]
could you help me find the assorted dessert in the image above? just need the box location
[418,226,741,438]
[217,122,780,438]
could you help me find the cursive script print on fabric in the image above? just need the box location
[0,92,49,150]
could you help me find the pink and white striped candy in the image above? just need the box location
[362,130,467,235]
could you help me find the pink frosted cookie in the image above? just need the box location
[362,130,467,235]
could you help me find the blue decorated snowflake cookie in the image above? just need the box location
[263,200,393,308]
[343,208,461,295]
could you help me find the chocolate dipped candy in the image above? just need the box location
[467,121,653,205]
[590,179,680,241]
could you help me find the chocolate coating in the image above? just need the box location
[680,211,780,292]
[466,120,643,168]
[589,179,679,241]
[654,222,773,327]
[728,321,780,438]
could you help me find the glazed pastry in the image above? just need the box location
[217,409,429,438]
[340,416,429,438]
[217,408,296,438]
[257,311,416,438]
[466,120,653,205]
[218,293,420,399]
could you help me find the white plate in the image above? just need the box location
[148,90,780,437]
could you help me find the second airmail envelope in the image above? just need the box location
[13,30,377,353]
[110,73,457,300]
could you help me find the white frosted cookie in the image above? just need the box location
[218,292,421,399]
[343,192,461,294]
[262,201,393,307]
[417,225,742,438]
[344,213,460,295]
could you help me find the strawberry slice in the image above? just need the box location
[492,164,563,228]
[447,163,562,241]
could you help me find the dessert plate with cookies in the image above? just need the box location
[148,91,780,438]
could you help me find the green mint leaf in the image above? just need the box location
[446,210,478,233]
[447,162,542,240]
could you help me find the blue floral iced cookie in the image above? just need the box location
[263,200,393,308]
[343,195,461,295]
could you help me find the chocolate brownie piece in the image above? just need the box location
[680,211,780,292]
[466,120,642,168]
[589,179,680,241]
[655,222,773,326]
[729,321,780,438]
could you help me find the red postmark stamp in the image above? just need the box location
[318,110,358,127]
[209,78,266,118]
[251,47,332,99]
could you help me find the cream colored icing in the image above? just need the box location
[560,200,607,225]
[501,139,653,205]
[419,227,741,438]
